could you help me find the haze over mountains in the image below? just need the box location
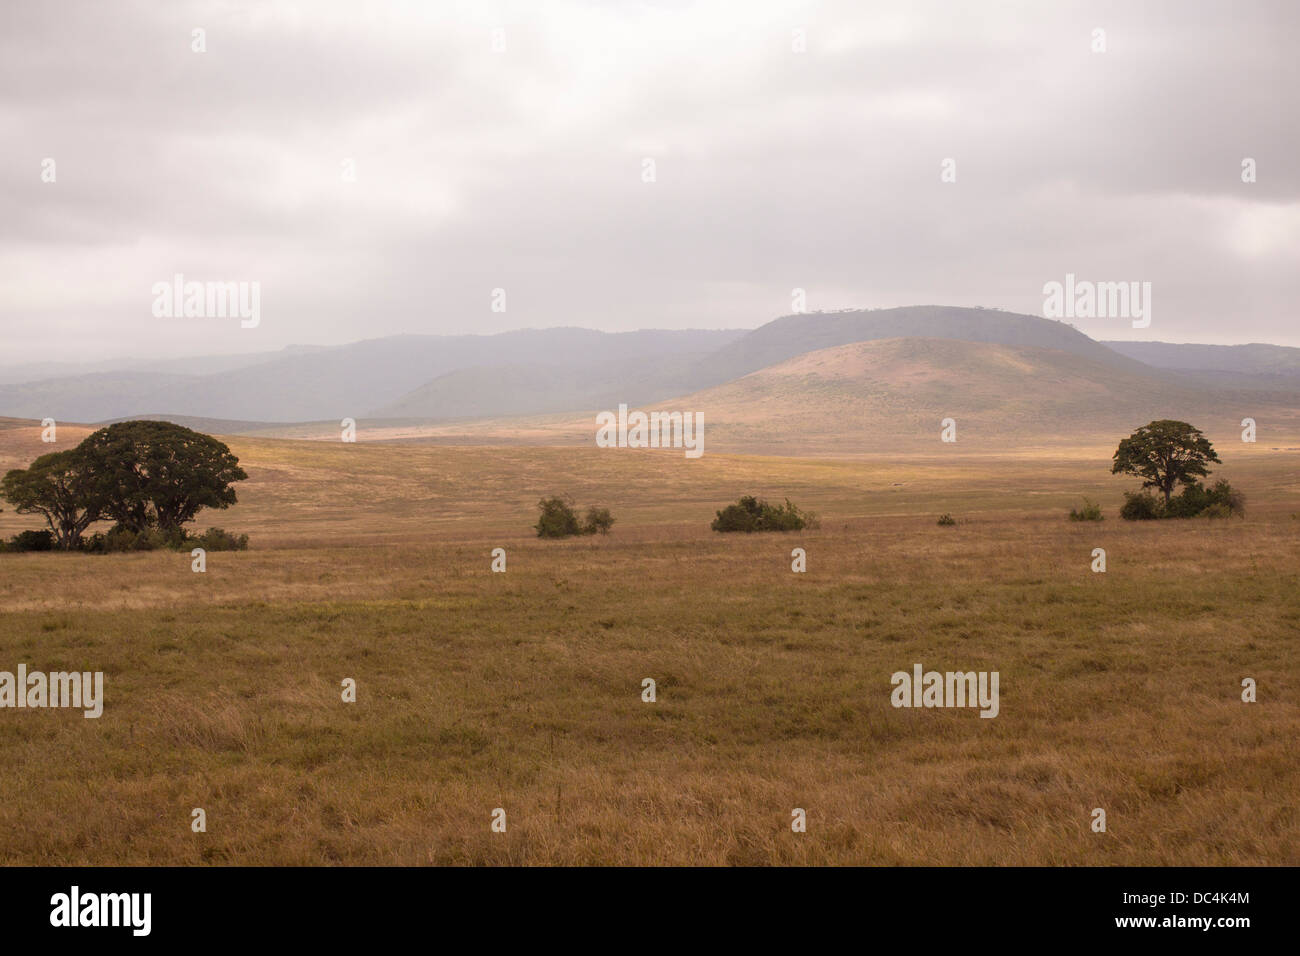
[2,306,1298,447]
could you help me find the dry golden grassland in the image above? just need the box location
[0,424,1297,864]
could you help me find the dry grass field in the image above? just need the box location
[0,420,1297,865]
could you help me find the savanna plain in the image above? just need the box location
[0,420,1296,865]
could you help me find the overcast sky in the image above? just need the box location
[1,0,1296,364]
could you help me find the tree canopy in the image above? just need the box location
[1111,420,1220,506]
[0,420,248,550]
[1,449,104,550]
[77,421,248,534]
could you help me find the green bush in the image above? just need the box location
[936,513,956,526]
[1067,498,1103,522]
[711,497,763,532]
[535,497,614,538]
[1165,482,1210,518]
[1121,480,1244,521]
[191,527,249,551]
[1119,491,1163,521]
[535,497,582,538]
[582,507,615,536]
[99,526,167,552]
[711,496,816,533]
[1205,479,1245,517]
[80,524,249,553]
[6,529,55,552]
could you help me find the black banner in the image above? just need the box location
[0,866,1281,943]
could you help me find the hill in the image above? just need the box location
[384,337,1300,454]
[0,328,746,424]
[686,306,1148,385]
[1102,341,1300,391]
[665,337,1300,452]
[5,307,1300,433]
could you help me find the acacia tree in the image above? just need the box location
[77,421,248,534]
[0,449,105,550]
[1111,420,1220,507]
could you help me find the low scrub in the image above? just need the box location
[1120,480,1244,521]
[535,497,616,538]
[711,496,817,533]
[1120,491,1162,521]
[81,525,250,554]
[1,529,56,552]
[1067,498,1103,522]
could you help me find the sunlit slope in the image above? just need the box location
[665,336,1300,450]
[343,338,1300,453]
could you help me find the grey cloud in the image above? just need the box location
[1,0,1296,364]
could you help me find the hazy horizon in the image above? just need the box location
[1,308,1298,376]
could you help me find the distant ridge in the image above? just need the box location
[0,328,745,424]
[688,306,1148,385]
[1101,341,1300,391]
[2,307,1298,426]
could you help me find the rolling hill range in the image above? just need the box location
[1101,341,1300,392]
[2,308,1299,449]
[366,337,1300,454]
[0,328,746,424]
[370,306,1153,422]
[664,337,1300,452]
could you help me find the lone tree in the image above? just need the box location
[1112,420,1220,508]
[1,449,104,550]
[77,421,248,534]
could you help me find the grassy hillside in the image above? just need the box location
[687,306,1147,385]
[664,337,1300,452]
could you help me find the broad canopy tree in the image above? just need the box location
[1111,420,1220,507]
[0,450,104,550]
[1,421,248,549]
[77,421,248,534]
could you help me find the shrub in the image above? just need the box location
[7,529,55,552]
[79,525,249,553]
[118,526,166,552]
[1068,498,1103,521]
[535,497,614,538]
[711,496,815,533]
[1122,479,1244,521]
[1205,479,1245,517]
[1165,482,1210,518]
[936,513,956,526]
[1119,491,1163,521]
[535,497,582,538]
[712,496,763,532]
[582,507,615,536]
[192,527,250,551]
